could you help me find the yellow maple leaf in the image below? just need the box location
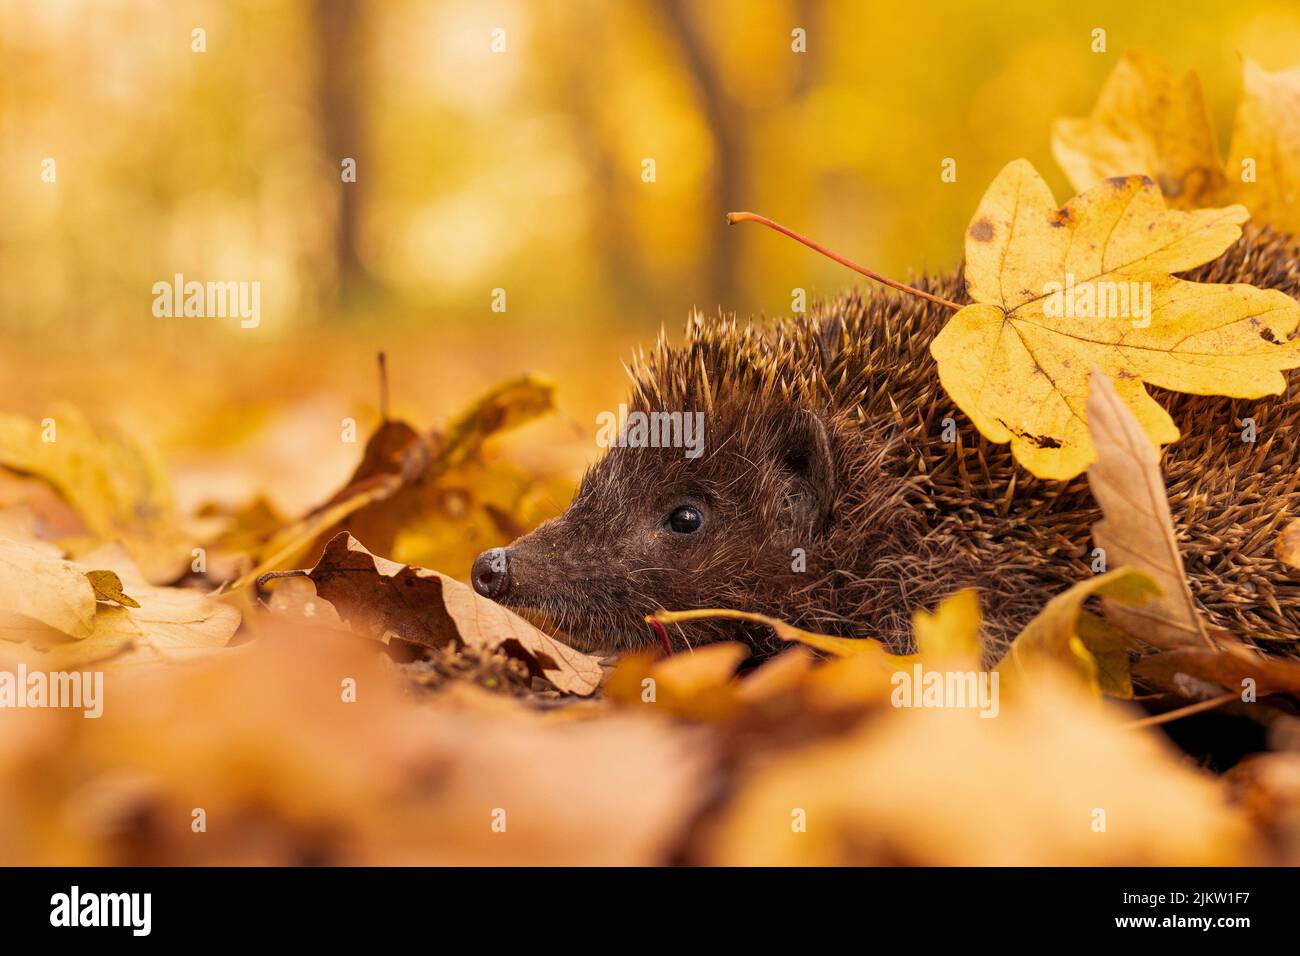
[996,566,1157,698]
[1052,52,1300,235]
[0,405,192,583]
[1226,59,1300,236]
[1052,51,1226,209]
[911,587,981,665]
[930,158,1300,479]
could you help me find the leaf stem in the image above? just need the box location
[725,211,964,312]
[1124,692,1236,730]
[647,617,674,656]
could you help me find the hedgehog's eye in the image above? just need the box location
[666,505,704,534]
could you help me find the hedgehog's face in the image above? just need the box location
[470,399,837,651]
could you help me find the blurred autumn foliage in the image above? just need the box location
[2,1,1300,867]
[5,0,1300,531]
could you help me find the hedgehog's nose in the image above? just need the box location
[472,547,512,600]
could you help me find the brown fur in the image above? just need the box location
[488,226,1300,658]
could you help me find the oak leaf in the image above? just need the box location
[930,158,1300,479]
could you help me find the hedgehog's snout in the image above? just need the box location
[471,546,512,599]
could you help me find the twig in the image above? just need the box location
[377,350,390,422]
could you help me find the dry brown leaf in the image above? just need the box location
[229,375,556,589]
[1085,369,1211,648]
[1133,640,1300,698]
[263,532,602,696]
[1086,370,1300,699]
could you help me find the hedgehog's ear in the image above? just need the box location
[780,409,836,531]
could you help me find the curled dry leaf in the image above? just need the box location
[929,159,1300,480]
[1085,370,1300,698]
[262,532,602,696]
[1085,370,1211,648]
[649,607,912,662]
[85,570,141,609]
[1133,640,1300,698]
[0,538,240,668]
[653,590,982,666]
[640,592,986,713]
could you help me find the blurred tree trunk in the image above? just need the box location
[658,0,744,310]
[553,11,653,326]
[311,0,369,307]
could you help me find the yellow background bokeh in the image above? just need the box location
[2,0,1298,513]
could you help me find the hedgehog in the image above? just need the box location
[471,225,1300,659]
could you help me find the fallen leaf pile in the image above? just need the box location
[0,357,1297,864]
